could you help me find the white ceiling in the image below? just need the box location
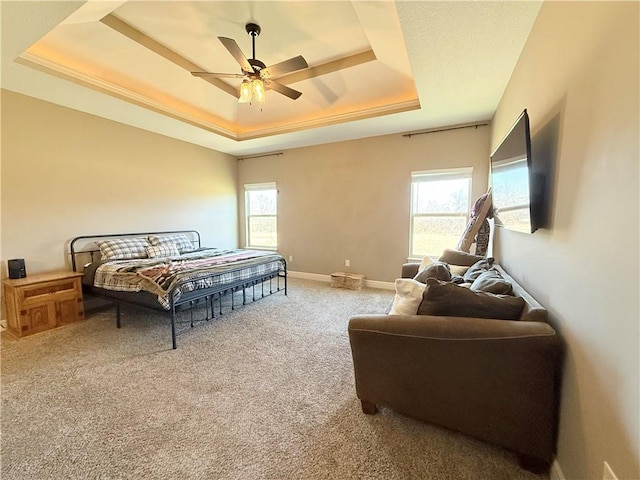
[1,1,542,157]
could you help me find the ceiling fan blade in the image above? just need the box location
[265,80,303,100]
[218,36,254,73]
[191,71,245,79]
[261,55,308,79]
[276,49,376,85]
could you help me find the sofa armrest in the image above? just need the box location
[402,263,420,278]
[348,314,560,462]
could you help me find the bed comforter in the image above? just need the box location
[90,248,284,309]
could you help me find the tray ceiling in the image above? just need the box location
[18,1,419,141]
[1,1,543,156]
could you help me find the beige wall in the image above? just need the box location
[1,90,238,276]
[238,126,490,283]
[491,2,639,479]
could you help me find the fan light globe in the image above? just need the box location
[253,79,266,103]
[239,80,252,103]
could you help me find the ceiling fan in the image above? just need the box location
[191,23,309,103]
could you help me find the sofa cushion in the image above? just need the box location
[470,269,513,295]
[439,248,485,267]
[414,262,451,283]
[389,279,426,315]
[417,278,525,320]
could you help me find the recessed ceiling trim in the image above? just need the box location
[17,51,239,140]
[237,99,421,141]
[100,13,239,98]
[17,49,420,143]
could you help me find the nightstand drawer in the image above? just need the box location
[20,279,78,305]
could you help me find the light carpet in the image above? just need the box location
[1,278,548,479]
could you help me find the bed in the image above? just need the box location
[70,230,287,349]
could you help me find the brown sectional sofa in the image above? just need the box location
[348,254,560,470]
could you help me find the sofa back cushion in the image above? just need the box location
[438,248,486,267]
[417,278,525,320]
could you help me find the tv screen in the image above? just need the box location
[490,109,538,234]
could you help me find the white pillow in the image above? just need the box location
[418,256,434,272]
[389,278,426,315]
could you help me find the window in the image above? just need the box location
[245,182,277,249]
[410,168,472,258]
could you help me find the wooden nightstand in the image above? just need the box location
[3,271,84,338]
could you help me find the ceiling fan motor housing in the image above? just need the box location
[249,58,266,72]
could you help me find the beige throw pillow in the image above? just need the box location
[389,278,426,315]
[418,256,434,272]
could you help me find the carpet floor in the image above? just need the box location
[1,278,548,479]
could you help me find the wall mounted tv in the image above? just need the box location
[490,109,543,234]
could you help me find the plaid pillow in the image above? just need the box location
[146,243,180,259]
[148,234,195,253]
[96,238,150,260]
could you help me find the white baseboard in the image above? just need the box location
[364,279,395,290]
[287,271,394,291]
[550,459,565,480]
[287,271,331,282]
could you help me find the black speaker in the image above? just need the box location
[8,259,26,279]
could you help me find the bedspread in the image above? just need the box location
[92,248,283,309]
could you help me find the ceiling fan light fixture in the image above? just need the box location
[252,79,266,103]
[239,79,252,103]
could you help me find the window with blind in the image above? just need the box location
[244,182,277,249]
[410,168,472,258]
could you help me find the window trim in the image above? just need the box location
[409,168,473,259]
[244,182,278,250]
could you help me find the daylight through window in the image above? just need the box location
[410,169,472,258]
[245,182,277,249]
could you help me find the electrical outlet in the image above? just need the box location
[603,461,619,480]
[289,255,293,262]
[345,259,350,267]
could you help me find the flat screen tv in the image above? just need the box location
[490,109,541,234]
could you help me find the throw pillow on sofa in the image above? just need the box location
[470,269,513,295]
[417,278,525,320]
[413,262,451,283]
[389,278,426,315]
[418,256,434,272]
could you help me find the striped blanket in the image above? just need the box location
[93,248,284,309]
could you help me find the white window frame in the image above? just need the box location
[409,168,473,259]
[244,182,278,250]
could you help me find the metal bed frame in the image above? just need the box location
[70,230,287,349]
